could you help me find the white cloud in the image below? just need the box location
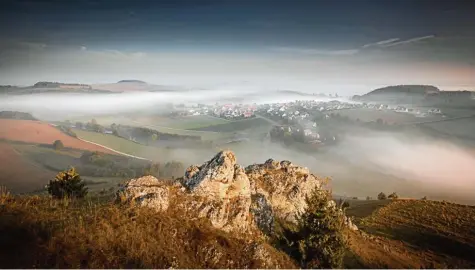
[381,35,435,47]
[362,38,400,48]
[272,35,434,57]
[271,47,359,56]
[80,46,87,51]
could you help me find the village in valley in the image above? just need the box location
[162,97,446,146]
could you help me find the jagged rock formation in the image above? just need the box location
[181,151,251,199]
[246,158,322,224]
[117,150,356,235]
[250,193,275,235]
[180,151,252,232]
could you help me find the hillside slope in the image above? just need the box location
[0,119,116,154]
[347,199,475,268]
[353,85,440,102]
[0,143,54,193]
[0,195,297,268]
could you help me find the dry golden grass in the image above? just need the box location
[0,191,297,269]
[352,199,475,268]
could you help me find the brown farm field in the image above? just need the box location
[0,142,55,193]
[0,119,115,154]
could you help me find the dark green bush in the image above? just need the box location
[46,167,88,199]
[52,140,64,150]
[297,189,346,268]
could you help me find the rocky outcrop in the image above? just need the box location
[246,158,322,224]
[116,176,170,211]
[118,151,253,233]
[117,151,356,234]
[181,151,250,199]
[250,193,275,235]
[180,151,252,232]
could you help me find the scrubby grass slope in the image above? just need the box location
[353,199,475,268]
[0,193,297,269]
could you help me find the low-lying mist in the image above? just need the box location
[142,130,475,203]
[333,132,475,189]
[1,91,474,203]
[0,90,351,120]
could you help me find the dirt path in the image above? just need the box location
[76,138,151,161]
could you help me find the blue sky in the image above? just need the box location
[0,0,474,93]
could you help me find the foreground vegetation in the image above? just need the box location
[2,172,475,268]
[0,190,296,268]
[0,167,349,269]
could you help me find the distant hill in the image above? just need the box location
[0,111,37,121]
[354,85,440,100]
[33,81,92,90]
[117,80,147,84]
[353,85,475,107]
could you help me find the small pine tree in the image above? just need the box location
[46,167,88,199]
[53,139,64,150]
[377,192,387,200]
[297,189,346,269]
[388,192,399,199]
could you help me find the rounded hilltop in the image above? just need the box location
[117,80,147,84]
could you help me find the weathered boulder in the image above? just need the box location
[245,160,322,224]
[116,175,170,211]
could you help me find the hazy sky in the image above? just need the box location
[0,0,474,93]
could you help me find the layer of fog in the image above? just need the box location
[148,130,475,202]
[0,90,353,120]
[2,91,474,202]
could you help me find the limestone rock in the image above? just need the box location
[116,150,353,236]
[250,193,274,235]
[186,195,251,232]
[245,160,322,224]
[182,151,250,199]
[116,175,170,212]
[180,151,252,232]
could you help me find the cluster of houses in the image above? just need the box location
[211,103,257,119]
[360,103,443,117]
[172,103,258,120]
